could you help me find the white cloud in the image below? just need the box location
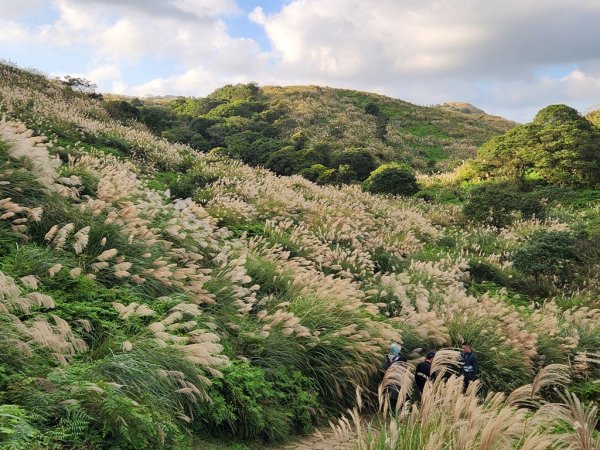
[87,64,122,83]
[246,0,600,120]
[0,0,46,18]
[2,0,600,121]
[254,0,600,80]
[0,20,30,43]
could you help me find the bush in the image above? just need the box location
[512,230,579,282]
[266,146,302,176]
[463,183,545,227]
[475,104,600,186]
[198,361,319,442]
[362,163,419,196]
[333,148,376,181]
[299,164,327,182]
[315,165,357,185]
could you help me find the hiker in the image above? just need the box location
[415,351,436,393]
[459,342,478,392]
[382,343,407,412]
[382,343,406,370]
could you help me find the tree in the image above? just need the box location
[208,83,261,102]
[362,163,419,196]
[477,124,538,182]
[333,149,377,181]
[104,100,140,123]
[530,106,600,186]
[304,143,333,167]
[475,104,600,186]
[266,146,302,176]
[586,108,600,127]
[315,165,356,185]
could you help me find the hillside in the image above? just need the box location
[259,86,515,168]
[1,63,600,449]
[105,83,516,181]
[435,101,486,115]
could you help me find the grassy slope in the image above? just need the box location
[0,63,599,449]
[260,85,516,169]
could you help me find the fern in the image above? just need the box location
[0,404,41,450]
[48,406,92,446]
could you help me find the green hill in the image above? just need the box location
[1,63,600,449]
[104,83,515,180]
[259,86,515,167]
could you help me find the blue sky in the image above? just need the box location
[1,0,600,121]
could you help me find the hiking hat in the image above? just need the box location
[390,343,402,356]
[426,351,436,359]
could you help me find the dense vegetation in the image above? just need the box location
[474,104,600,186]
[0,63,599,449]
[104,83,515,184]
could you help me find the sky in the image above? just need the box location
[1,0,600,122]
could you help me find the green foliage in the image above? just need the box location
[512,230,579,281]
[315,164,357,185]
[533,104,584,126]
[209,83,261,103]
[462,182,545,227]
[266,146,303,176]
[586,108,600,127]
[198,361,319,442]
[104,100,140,123]
[5,63,600,450]
[371,247,405,273]
[0,405,40,450]
[105,83,515,183]
[299,164,328,182]
[446,321,532,393]
[476,104,600,186]
[151,164,219,200]
[362,163,419,196]
[333,148,377,181]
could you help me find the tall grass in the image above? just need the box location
[338,363,598,450]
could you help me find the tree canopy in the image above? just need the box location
[362,163,419,196]
[476,104,600,186]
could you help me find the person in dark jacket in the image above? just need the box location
[459,342,478,392]
[382,343,407,412]
[415,351,436,393]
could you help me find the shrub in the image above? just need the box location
[198,361,318,442]
[333,148,376,181]
[103,100,140,123]
[475,104,600,186]
[463,182,545,227]
[266,146,302,176]
[512,230,579,282]
[314,165,357,185]
[299,164,327,182]
[362,163,419,196]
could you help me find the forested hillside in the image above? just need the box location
[103,83,515,184]
[1,63,600,449]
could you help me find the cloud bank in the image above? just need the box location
[1,0,600,121]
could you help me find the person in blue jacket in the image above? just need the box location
[459,342,479,392]
[383,343,406,370]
